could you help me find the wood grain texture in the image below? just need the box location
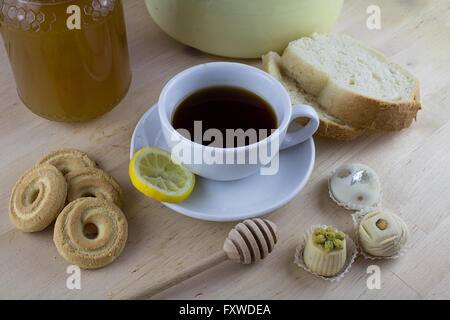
[0,0,449,300]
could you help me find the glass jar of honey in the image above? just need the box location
[0,0,131,122]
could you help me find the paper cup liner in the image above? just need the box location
[328,167,382,211]
[352,208,409,260]
[294,225,358,282]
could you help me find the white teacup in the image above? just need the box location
[159,62,319,181]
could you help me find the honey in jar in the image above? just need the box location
[0,0,131,122]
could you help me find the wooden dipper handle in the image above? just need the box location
[128,218,278,300]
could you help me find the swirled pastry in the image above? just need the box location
[9,164,67,232]
[66,168,123,207]
[329,163,381,210]
[358,210,409,257]
[53,198,128,269]
[303,227,346,277]
[36,149,96,176]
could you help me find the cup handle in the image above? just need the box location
[280,104,319,150]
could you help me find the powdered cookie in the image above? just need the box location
[53,198,128,269]
[36,149,96,176]
[9,164,67,232]
[66,168,123,207]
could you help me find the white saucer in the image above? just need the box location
[130,104,315,222]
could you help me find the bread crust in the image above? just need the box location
[315,117,365,140]
[262,51,365,141]
[281,34,421,131]
[318,78,421,131]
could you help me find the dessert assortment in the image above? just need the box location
[9,149,128,269]
[293,162,409,280]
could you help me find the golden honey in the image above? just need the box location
[0,0,131,121]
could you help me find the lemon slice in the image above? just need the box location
[129,148,195,203]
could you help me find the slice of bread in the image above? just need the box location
[280,33,421,131]
[262,51,365,140]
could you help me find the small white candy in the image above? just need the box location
[329,163,381,210]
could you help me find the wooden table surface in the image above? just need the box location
[1,0,449,300]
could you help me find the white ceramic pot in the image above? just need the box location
[145,0,344,58]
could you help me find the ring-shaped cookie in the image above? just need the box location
[65,168,123,207]
[36,149,96,176]
[9,164,67,232]
[53,198,128,269]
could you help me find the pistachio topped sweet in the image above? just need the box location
[312,227,346,253]
[304,226,347,277]
[358,211,409,257]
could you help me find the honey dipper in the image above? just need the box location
[128,218,278,299]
